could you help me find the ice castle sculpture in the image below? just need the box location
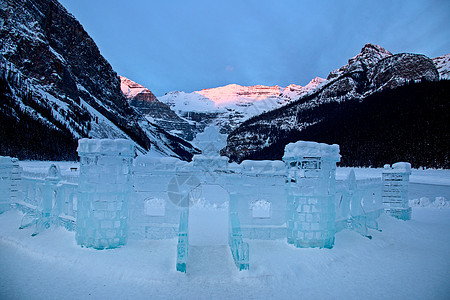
[76,139,134,249]
[0,135,415,273]
[382,162,412,220]
[283,141,340,248]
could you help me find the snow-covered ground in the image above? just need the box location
[1,164,449,299]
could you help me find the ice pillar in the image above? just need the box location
[382,162,412,220]
[0,156,20,213]
[76,139,135,249]
[283,141,340,248]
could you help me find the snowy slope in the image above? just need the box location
[279,77,327,101]
[158,79,326,136]
[433,53,450,80]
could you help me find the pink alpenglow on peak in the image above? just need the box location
[120,76,147,98]
[280,77,326,101]
[196,84,283,106]
[120,76,159,103]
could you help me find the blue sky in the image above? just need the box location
[59,0,450,96]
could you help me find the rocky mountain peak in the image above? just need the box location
[120,76,158,103]
[328,43,393,80]
[304,76,327,89]
[358,43,393,60]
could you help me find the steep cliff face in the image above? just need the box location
[369,53,439,91]
[327,43,393,80]
[222,44,441,163]
[120,76,197,141]
[0,0,199,160]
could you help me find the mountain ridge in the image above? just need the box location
[222,43,445,167]
[0,0,199,161]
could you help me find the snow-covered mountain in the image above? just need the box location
[222,44,443,164]
[279,77,327,102]
[433,53,450,80]
[120,76,197,141]
[158,78,326,137]
[0,0,199,160]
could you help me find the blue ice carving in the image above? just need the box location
[176,208,189,272]
[18,164,61,236]
[283,141,340,248]
[382,162,412,220]
[335,170,383,238]
[229,192,249,270]
[0,156,20,214]
[76,139,134,249]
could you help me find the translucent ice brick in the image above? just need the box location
[283,141,340,248]
[76,139,134,249]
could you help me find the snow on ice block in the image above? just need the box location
[77,138,135,157]
[283,140,340,161]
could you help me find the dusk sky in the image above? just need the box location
[59,0,450,96]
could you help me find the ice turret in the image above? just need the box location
[76,139,135,249]
[382,162,412,220]
[0,156,20,213]
[283,141,340,248]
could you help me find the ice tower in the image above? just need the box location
[76,139,134,249]
[382,162,412,220]
[283,141,340,248]
[0,156,20,213]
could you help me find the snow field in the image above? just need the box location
[1,207,449,299]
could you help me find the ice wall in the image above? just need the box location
[335,171,383,238]
[132,156,190,239]
[382,162,412,220]
[76,139,134,249]
[0,156,20,213]
[229,160,287,239]
[283,141,340,248]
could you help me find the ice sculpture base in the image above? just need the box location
[295,238,334,249]
[385,207,412,221]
